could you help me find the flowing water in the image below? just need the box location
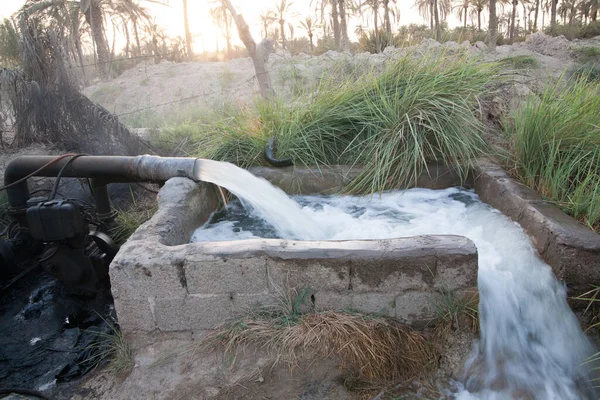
[193,160,597,399]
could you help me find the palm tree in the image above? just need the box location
[359,0,382,51]
[20,0,157,79]
[456,0,471,28]
[299,16,317,51]
[274,0,295,49]
[382,0,398,34]
[489,0,497,50]
[416,0,435,29]
[533,0,540,29]
[550,0,557,31]
[471,0,489,30]
[338,0,350,51]
[508,0,520,41]
[312,0,339,50]
[415,0,451,40]
[182,0,192,59]
[259,10,277,38]
[209,1,232,54]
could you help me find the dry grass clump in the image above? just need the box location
[209,310,437,383]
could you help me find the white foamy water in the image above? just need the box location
[195,160,325,240]
[193,162,596,399]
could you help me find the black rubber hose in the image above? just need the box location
[264,137,293,168]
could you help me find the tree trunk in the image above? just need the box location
[478,9,482,30]
[225,14,232,54]
[222,0,273,99]
[433,0,441,41]
[339,0,350,51]
[332,0,341,50]
[533,0,540,30]
[489,0,497,50]
[309,32,314,50]
[84,0,109,79]
[464,7,468,29]
[509,0,518,42]
[550,0,557,31]
[374,2,381,51]
[383,0,392,33]
[430,3,434,29]
[279,18,286,48]
[183,0,193,60]
[124,21,130,58]
[523,3,527,31]
[132,17,141,56]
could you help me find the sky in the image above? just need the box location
[0,1,470,53]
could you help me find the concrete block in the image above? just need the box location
[231,292,279,313]
[154,294,234,331]
[351,257,436,293]
[313,290,352,311]
[351,293,397,317]
[185,256,268,295]
[266,258,350,292]
[110,256,188,300]
[435,254,478,290]
[394,291,438,327]
[113,297,157,332]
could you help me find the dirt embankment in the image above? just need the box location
[83,32,598,130]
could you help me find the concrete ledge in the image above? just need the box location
[474,159,600,291]
[250,163,472,195]
[111,225,478,332]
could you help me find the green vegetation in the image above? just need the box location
[571,45,600,61]
[153,52,498,194]
[109,195,158,245]
[499,55,539,69]
[432,288,479,331]
[82,318,134,377]
[506,76,600,231]
[569,46,600,83]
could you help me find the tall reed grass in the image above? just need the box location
[154,51,498,194]
[507,76,600,231]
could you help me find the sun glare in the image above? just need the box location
[1,0,439,55]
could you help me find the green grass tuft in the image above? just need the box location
[499,55,539,69]
[571,45,600,62]
[160,51,498,194]
[506,76,600,231]
[109,195,158,245]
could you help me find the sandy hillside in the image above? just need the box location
[83,32,599,130]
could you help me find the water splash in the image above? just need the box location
[190,169,597,399]
[195,159,325,240]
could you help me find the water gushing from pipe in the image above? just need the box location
[191,162,597,400]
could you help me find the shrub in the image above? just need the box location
[506,77,600,231]
[499,55,539,69]
[271,51,499,193]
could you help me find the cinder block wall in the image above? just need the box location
[110,166,478,334]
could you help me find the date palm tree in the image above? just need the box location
[359,0,382,51]
[20,0,158,79]
[382,0,398,34]
[489,0,497,50]
[259,10,277,38]
[299,16,317,51]
[470,0,489,30]
[274,0,295,49]
[415,0,451,40]
[209,1,232,54]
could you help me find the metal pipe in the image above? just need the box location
[90,179,116,223]
[4,155,202,209]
